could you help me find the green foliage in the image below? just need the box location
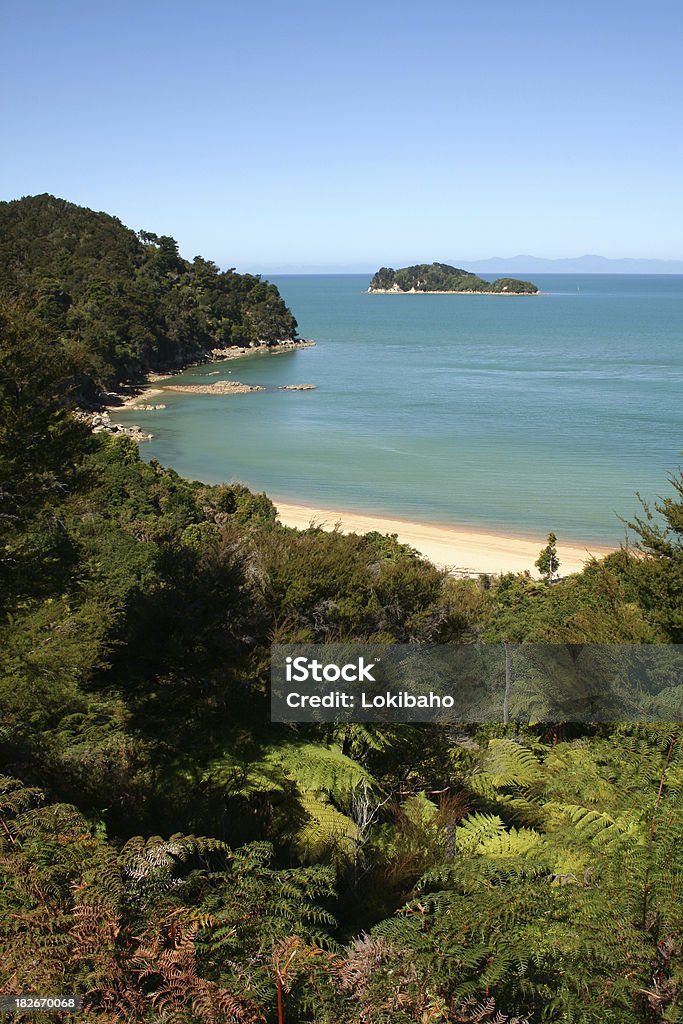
[0,776,336,1022]
[3,264,683,1018]
[256,524,465,643]
[618,471,683,642]
[195,481,277,526]
[350,730,683,1022]
[488,276,540,294]
[370,263,538,294]
[535,530,560,582]
[0,194,298,395]
[202,741,375,868]
[0,300,92,601]
[479,469,683,644]
[484,558,663,643]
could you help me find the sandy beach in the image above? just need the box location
[107,387,165,409]
[274,500,615,577]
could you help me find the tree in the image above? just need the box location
[155,234,183,275]
[0,300,92,601]
[0,194,298,396]
[535,531,559,583]
[622,469,683,641]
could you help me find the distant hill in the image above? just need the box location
[369,263,538,294]
[0,194,298,396]
[459,254,683,274]
[254,255,683,275]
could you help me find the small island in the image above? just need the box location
[369,262,539,294]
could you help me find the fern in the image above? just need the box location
[453,812,507,854]
[468,739,543,796]
[0,777,336,1022]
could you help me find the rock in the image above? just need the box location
[162,381,264,395]
[209,339,316,361]
[74,407,152,442]
[280,383,316,390]
[126,426,154,442]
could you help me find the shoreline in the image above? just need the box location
[273,499,615,577]
[104,345,614,577]
[104,339,316,410]
[367,288,539,296]
[107,387,165,410]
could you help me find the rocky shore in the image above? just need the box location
[103,339,317,409]
[210,339,316,360]
[163,380,265,395]
[88,338,317,439]
[73,410,153,442]
[162,381,316,395]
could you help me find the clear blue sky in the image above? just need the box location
[3,0,682,271]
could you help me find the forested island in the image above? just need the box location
[369,262,539,294]
[0,195,299,399]
[1,199,682,1021]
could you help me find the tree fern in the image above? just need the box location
[0,776,338,1022]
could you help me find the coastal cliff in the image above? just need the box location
[369,262,538,294]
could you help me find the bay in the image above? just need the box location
[114,274,683,544]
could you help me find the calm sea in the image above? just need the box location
[115,274,683,544]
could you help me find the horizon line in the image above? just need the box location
[242,255,683,276]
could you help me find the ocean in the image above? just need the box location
[114,274,683,544]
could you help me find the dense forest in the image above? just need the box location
[1,207,682,1021]
[0,195,298,398]
[369,264,539,294]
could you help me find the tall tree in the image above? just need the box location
[535,531,560,583]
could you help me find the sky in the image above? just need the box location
[2,0,682,272]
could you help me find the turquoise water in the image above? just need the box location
[115,274,683,543]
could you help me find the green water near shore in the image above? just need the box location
[114,274,683,544]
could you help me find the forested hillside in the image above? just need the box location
[1,260,683,1017]
[0,195,297,396]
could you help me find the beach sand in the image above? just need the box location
[274,500,615,577]
[105,387,164,410]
